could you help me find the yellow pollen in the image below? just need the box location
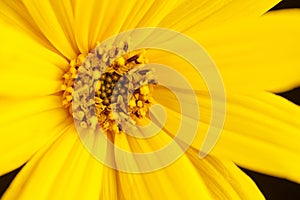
[61,42,157,137]
[61,53,86,114]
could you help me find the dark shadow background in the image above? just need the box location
[1,0,300,199]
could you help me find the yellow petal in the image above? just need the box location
[154,86,300,183]
[0,108,70,176]
[0,18,68,70]
[0,59,62,96]
[197,9,300,92]
[158,0,281,31]
[0,19,68,96]
[21,0,78,59]
[0,0,56,52]
[72,0,183,53]
[2,125,115,200]
[114,131,212,199]
[0,95,63,125]
[211,91,300,183]
[72,0,280,52]
[131,0,184,28]
[73,0,136,53]
[147,49,209,91]
[187,149,264,199]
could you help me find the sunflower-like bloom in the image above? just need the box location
[1,0,300,199]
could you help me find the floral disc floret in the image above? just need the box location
[62,41,157,137]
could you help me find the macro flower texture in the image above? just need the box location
[1,0,300,199]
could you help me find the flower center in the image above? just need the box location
[62,42,156,136]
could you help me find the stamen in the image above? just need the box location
[61,41,156,137]
[95,50,156,135]
[61,53,86,114]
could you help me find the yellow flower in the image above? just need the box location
[0,0,300,199]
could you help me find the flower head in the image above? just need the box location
[0,0,300,199]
